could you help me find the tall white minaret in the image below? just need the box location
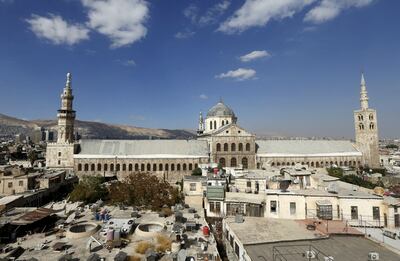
[57,72,76,143]
[354,73,380,168]
[197,111,204,135]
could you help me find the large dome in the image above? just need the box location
[206,101,235,118]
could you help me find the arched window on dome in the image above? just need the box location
[214,121,217,130]
[210,121,212,130]
[222,120,224,126]
[217,143,221,151]
[224,143,228,151]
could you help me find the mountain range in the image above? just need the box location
[0,113,196,140]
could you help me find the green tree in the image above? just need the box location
[191,167,202,176]
[109,172,181,210]
[69,176,108,203]
[27,150,37,167]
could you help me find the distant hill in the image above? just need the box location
[0,113,196,140]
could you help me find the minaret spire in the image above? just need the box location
[197,111,204,135]
[66,72,72,89]
[360,72,369,110]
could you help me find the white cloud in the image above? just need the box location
[198,0,231,26]
[199,94,208,99]
[183,4,198,24]
[216,68,256,81]
[240,50,270,62]
[175,30,195,39]
[82,0,149,48]
[304,0,374,24]
[218,0,315,34]
[26,14,89,45]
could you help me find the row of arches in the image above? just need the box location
[270,160,360,168]
[77,162,199,172]
[218,157,248,168]
[216,142,251,152]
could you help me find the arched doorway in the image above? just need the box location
[231,157,237,167]
[242,157,248,169]
[219,158,226,167]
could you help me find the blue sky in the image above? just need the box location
[0,0,399,138]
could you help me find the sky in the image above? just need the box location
[0,0,399,139]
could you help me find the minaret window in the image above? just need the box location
[358,115,363,121]
[370,123,375,130]
[369,114,374,120]
[359,123,364,130]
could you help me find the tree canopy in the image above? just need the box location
[69,176,108,203]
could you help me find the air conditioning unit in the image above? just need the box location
[305,251,316,259]
[368,252,379,261]
[324,257,334,261]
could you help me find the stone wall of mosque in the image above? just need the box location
[256,155,363,169]
[46,143,77,169]
[211,135,256,169]
[73,157,209,183]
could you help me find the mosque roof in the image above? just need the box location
[75,139,209,159]
[256,140,362,157]
[206,101,235,118]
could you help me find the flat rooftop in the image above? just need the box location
[225,217,325,245]
[245,235,400,261]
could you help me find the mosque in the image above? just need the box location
[46,73,380,182]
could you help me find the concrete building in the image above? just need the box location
[46,73,380,181]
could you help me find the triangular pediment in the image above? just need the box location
[212,123,253,137]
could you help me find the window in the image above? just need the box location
[210,202,215,212]
[190,183,196,191]
[165,164,169,171]
[231,157,237,167]
[189,163,193,171]
[104,164,108,171]
[370,123,375,130]
[238,143,243,151]
[216,143,221,151]
[129,164,133,171]
[8,182,12,188]
[369,114,374,120]
[227,203,244,215]
[210,121,212,130]
[359,123,364,130]
[153,164,157,171]
[214,121,217,129]
[171,164,175,171]
[19,180,23,187]
[58,160,61,165]
[242,157,248,169]
[351,206,358,220]
[373,207,380,220]
[116,164,120,171]
[84,164,89,171]
[110,164,114,172]
[183,163,187,171]
[270,200,277,213]
[177,164,181,171]
[246,143,251,151]
[91,164,95,171]
[159,164,163,171]
[224,143,228,151]
[216,202,221,214]
[290,202,296,215]
[147,164,151,171]
[58,152,61,157]
[97,163,101,171]
[78,164,82,171]
[231,143,236,151]
[235,242,240,257]
[246,181,251,188]
[317,204,333,220]
[122,164,126,171]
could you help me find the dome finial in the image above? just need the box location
[219,96,223,103]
